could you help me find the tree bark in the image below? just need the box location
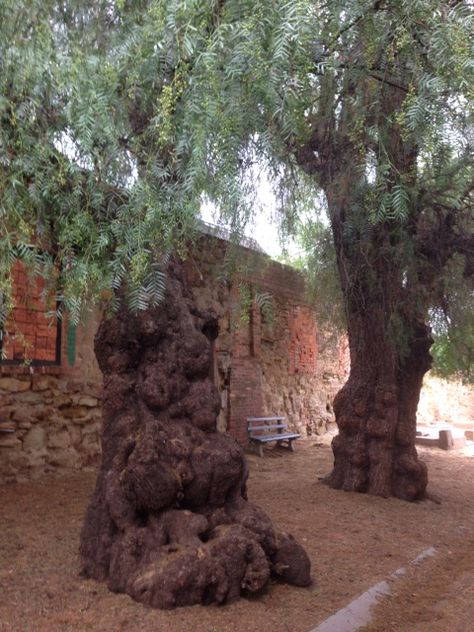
[325,313,431,500]
[79,260,310,609]
[324,216,432,500]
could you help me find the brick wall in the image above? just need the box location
[288,305,318,375]
[2,261,59,364]
[227,295,264,444]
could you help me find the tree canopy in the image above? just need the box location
[1,0,473,381]
[0,1,232,322]
[191,0,474,381]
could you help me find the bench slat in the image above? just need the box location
[250,433,300,443]
[247,416,286,422]
[248,424,287,432]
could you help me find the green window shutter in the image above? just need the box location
[67,323,76,367]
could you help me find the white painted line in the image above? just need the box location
[409,546,436,565]
[309,547,437,632]
[309,580,391,632]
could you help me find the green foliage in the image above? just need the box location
[280,217,346,333]
[430,256,474,383]
[432,326,474,384]
[0,0,225,324]
[189,0,473,380]
[0,0,472,381]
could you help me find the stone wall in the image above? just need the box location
[260,298,348,437]
[184,234,349,444]
[0,234,348,483]
[0,311,103,483]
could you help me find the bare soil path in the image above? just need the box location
[1,439,474,632]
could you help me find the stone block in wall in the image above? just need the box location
[82,420,101,436]
[217,351,231,372]
[11,406,33,427]
[262,388,284,414]
[3,451,24,479]
[26,449,48,469]
[58,379,84,393]
[23,426,46,452]
[60,405,89,420]
[216,411,227,433]
[75,410,101,430]
[27,464,47,480]
[47,429,71,449]
[0,377,31,392]
[0,434,22,448]
[48,447,80,469]
[216,332,232,351]
[69,425,82,448]
[290,395,302,415]
[218,316,230,333]
[77,396,99,407]
[313,420,328,435]
[307,395,322,412]
[84,381,103,398]
[56,394,74,407]
[81,433,100,458]
[32,375,59,392]
[13,391,46,405]
[29,405,57,424]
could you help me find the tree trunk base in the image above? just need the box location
[324,320,432,502]
[79,261,311,608]
[322,435,428,502]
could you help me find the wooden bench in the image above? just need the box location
[247,416,300,457]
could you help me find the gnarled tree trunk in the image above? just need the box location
[79,260,310,609]
[325,312,432,500]
[324,215,432,500]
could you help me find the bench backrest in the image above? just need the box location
[247,416,287,437]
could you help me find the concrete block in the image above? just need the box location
[439,429,454,450]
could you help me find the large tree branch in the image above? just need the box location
[416,222,474,284]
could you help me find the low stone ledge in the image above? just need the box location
[415,429,467,451]
[415,436,440,448]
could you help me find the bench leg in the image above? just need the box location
[258,443,264,457]
[288,439,295,452]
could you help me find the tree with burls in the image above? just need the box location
[0,1,310,609]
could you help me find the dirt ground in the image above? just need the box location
[1,438,474,632]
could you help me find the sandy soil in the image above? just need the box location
[1,438,474,632]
